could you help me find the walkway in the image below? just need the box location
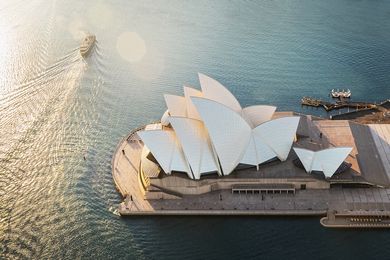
[112,132,152,212]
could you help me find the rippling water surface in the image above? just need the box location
[1,0,390,259]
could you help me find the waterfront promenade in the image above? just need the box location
[112,130,153,212]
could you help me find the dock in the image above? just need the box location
[301,97,374,111]
[321,210,390,228]
[300,97,390,123]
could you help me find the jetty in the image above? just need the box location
[321,210,390,228]
[301,97,374,112]
[301,97,390,123]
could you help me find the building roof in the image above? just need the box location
[253,117,300,161]
[140,146,161,178]
[138,129,190,178]
[183,86,203,120]
[164,94,186,117]
[241,105,277,128]
[137,73,352,181]
[169,117,219,179]
[192,97,300,170]
[293,147,352,178]
[198,73,242,113]
[191,97,252,175]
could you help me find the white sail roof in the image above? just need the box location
[240,135,278,166]
[240,136,258,166]
[293,147,352,178]
[198,73,242,113]
[138,73,302,180]
[169,117,219,179]
[253,117,300,161]
[183,86,203,120]
[241,135,278,165]
[165,75,276,126]
[164,94,187,117]
[240,117,299,166]
[242,105,277,128]
[192,97,299,172]
[293,148,314,173]
[160,109,170,126]
[140,146,161,178]
[138,129,190,177]
[191,97,251,175]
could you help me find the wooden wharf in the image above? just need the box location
[301,97,374,112]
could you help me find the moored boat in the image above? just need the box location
[331,89,351,98]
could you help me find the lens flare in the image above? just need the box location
[116,32,146,63]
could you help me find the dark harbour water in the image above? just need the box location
[1,0,390,259]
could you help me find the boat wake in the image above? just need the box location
[0,45,91,258]
[0,49,86,157]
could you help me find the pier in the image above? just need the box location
[321,210,390,228]
[301,97,390,123]
[301,97,374,112]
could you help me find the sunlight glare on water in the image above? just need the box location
[86,3,114,30]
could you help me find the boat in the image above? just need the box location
[331,89,351,98]
[345,89,351,98]
[80,34,96,57]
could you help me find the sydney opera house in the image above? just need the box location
[117,73,390,199]
[111,73,390,226]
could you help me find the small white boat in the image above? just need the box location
[331,89,351,98]
[80,34,96,57]
[331,89,339,98]
[344,89,351,98]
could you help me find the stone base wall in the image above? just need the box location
[145,191,181,200]
[150,177,330,196]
